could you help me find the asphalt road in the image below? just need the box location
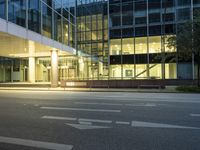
[0,90,200,150]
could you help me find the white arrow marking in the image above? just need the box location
[0,136,73,150]
[41,107,120,113]
[190,114,200,117]
[65,123,110,130]
[131,121,200,129]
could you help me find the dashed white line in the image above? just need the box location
[0,136,73,150]
[190,114,200,117]
[78,118,112,124]
[75,102,123,106]
[116,121,130,125]
[41,107,121,113]
[42,116,77,121]
[131,121,200,129]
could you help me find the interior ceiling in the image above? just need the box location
[0,32,70,58]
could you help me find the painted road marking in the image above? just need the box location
[116,121,130,125]
[75,102,123,106]
[78,118,112,124]
[125,103,157,107]
[0,136,73,150]
[75,102,157,107]
[65,123,110,130]
[131,121,200,129]
[42,116,200,130]
[41,107,121,113]
[79,121,92,125]
[190,114,200,117]
[42,116,77,121]
[42,116,112,124]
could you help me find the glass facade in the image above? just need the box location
[109,0,200,80]
[0,0,76,48]
[0,0,200,82]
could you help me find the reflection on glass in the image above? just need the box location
[42,3,52,38]
[8,0,26,27]
[28,0,40,33]
[165,35,176,52]
[0,0,6,19]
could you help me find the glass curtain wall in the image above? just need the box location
[109,0,178,80]
[0,0,76,49]
[77,0,108,80]
[0,0,6,19]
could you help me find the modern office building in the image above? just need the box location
[0,0,199,87]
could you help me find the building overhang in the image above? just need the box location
[0,18,76,58]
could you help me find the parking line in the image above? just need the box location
[0,136,73,150]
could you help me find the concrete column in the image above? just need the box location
[51,50,58,87]
[28,41,36,83]
[29,57,35,83]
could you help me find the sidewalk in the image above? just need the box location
[0,86,178,93]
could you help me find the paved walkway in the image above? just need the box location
[0,86,178,93]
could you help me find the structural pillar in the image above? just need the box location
[29,57,35,83]
[51,50,58,87]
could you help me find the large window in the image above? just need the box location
[0,0,6,19]
[8,0,26,27]
[110,65,122,79]
[54,11,62,42]
[135,37,147,54]
[28,0,40,33]
[149,64,162,79]
[122,38,134,55]
[164,35,176,52]
[136,64,147,79]
[149,36,161,53]
[123,64,134,79]
[110,39,121,55]
[63,18,69,45]
[165,63,177,79]
[42,3,52,38]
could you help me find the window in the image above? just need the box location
[149,64,162,79]
[110,65,122,79]
[149,36,161,53]
[8,0,26,27]
[0,0,6,19]
[110,39,121,55]
[122,38,134,55]
[28,0,41,33]
[136,64,147,79]
[42,3,52,38]
[135,37,147,54]
[165,63,177,79]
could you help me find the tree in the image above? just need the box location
[167,10,200,87]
